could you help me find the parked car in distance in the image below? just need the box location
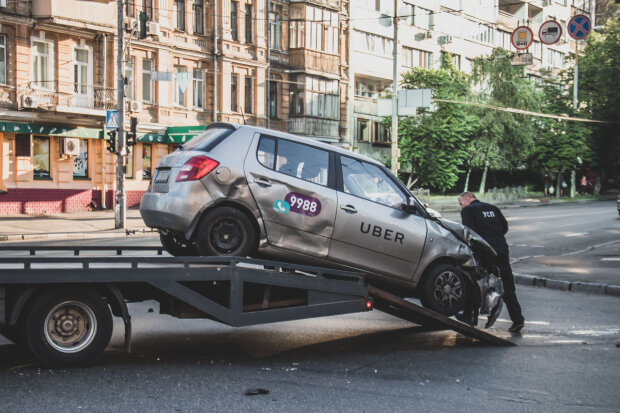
[617,195,620,216]
[140,123,501,316]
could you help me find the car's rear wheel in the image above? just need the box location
[194,207,256,257]
[420,264,469,316]
[160,231,198,256]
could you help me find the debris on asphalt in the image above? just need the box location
[245,388,269,396]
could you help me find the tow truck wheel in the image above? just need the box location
[160,231,198,256]
[24,288,113,368]
[420,264,469,316]
[0,325,22,345]
[195,207,256,257]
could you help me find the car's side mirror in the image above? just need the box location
[400,196,418,213]
[425,207,442,219]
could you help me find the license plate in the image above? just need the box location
[155,170,170,183]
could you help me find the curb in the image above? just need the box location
[0,228,158,242]
[515,273,620,298]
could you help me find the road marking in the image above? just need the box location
[601,257,620,261]
[565,232,588,237]
[510,244,544,248]
[562,239,620,256]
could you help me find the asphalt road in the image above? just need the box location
[0,286,619,412]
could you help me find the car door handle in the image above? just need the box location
[340,205,358,213]
[255,177,272,187]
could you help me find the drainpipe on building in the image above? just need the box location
[346,0,354,149]
[213,0,219,122]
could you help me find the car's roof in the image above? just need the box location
[209,122,383,167]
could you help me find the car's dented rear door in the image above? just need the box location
[244,134,337,258]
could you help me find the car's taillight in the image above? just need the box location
[176,156,219,182]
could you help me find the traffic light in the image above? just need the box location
[127,117,137,146]
[106,130,116,154]
[139,11,148,39]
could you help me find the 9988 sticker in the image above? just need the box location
[284,192,322,217]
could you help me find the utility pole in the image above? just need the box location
[570,38,579,199]
[115,0,126,229]
[390,0,399,175]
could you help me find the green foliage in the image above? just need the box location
[397,54,476,191]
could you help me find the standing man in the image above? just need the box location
[458,192,525,333]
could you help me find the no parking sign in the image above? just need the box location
[568,14,591,40]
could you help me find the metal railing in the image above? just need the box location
[19,81,116,111]
[486,186,528,202]
[412,188,430,205]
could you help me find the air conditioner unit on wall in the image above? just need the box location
[61,138,80,157]
[147,22,161,37]
[20,95,38,109]
[129,100,142,113]
[439,35,453,45]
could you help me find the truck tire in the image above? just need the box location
[160,231,198,256]
[420,264,469,316]
[194,207,256,257]
[24,288,113,368]
[0,325,22,345]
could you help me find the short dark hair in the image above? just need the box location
[459,191,476,200]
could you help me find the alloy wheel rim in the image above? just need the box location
[432,270,463,309]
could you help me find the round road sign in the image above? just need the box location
[568,14,591,40]
[539,20,562,45]
[511,26,534,50]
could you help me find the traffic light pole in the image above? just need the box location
[115,0,126,229]
[390,0,399,175]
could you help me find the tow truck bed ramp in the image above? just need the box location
[369,286,515,346]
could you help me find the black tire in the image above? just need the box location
[194,207,256,257]
[160,231,198,256]
[420,264,469,316]
[23,288,113,368]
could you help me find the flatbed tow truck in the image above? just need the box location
[0,246,513,367]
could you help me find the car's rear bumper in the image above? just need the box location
[140,182,213,234]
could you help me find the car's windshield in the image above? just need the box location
[179,126,235,152]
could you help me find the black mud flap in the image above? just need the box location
[369,286,515,347]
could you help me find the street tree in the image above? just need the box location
[396,53,477,191]
[577,16,620,193]
[469,48,543,195]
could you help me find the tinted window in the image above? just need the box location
[257,136,275,169]
[340,156,405,208]
[181,126,235,152]
[276,140,329,186]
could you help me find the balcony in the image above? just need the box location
[289,49,340,74]
[353,96,378,116]
[288,117,339,139]
[18,81,116,116]
[33,0,117,29]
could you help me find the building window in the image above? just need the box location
[33,136,50,180]
[231,2,238,41]
[289,20,303,48]
[143,0,153,19]
[194,0,204,34]
[230,74,238,112]
[244,76,253,114]
[125,1,134,17]
[402,47,433,69]
[73,48,90,96]
[0,35,6,85]
[126,146,134,179]
[193,69,204,108]
[269,12,281,50]
[269,81,278,119]
[354,31,393,57]
[125,57,135,100]
[142,59,153,102]
[73,139,89,178]
[32,39,54,89]
[15,134,31,156]
[142,143,152,180]
[374,0,380,12]
[546,49,564,68]
[356,119,369,142]
[245,4,252,43]
[175,0,186,30]
[174,66,188,106]
[304,6,339,54]
[416,7,433,30]
[301,75,339,120]
[373,121,390,144]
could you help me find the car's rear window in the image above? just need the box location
[180,126,235,152]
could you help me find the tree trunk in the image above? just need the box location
[479,162,489,196]
[555,173,562,199]
[464,167,471,192]
[594,175,602,196]
[570,169,576,198]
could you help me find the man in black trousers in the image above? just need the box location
[458,191,525,333]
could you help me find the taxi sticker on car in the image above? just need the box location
[273,192,322,217]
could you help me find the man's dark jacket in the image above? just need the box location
[460,199,509,255]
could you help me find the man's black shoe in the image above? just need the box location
[508,322,524,333]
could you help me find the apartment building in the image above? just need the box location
[348,0,593,162]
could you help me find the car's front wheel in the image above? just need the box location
[160,231,198,256]
[194,207,256,257]
[420,264,469,316]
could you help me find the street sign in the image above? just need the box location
[511,26,534,50]
[539,20,562,45]
[105,110,119,130]
[568,14,591,40]
[510,53,533,66]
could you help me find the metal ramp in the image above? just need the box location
[369,286,515,347]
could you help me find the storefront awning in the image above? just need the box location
[165,125,207,144]
[0,122,103,139]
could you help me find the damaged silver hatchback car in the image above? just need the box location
[140,123,503,319]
